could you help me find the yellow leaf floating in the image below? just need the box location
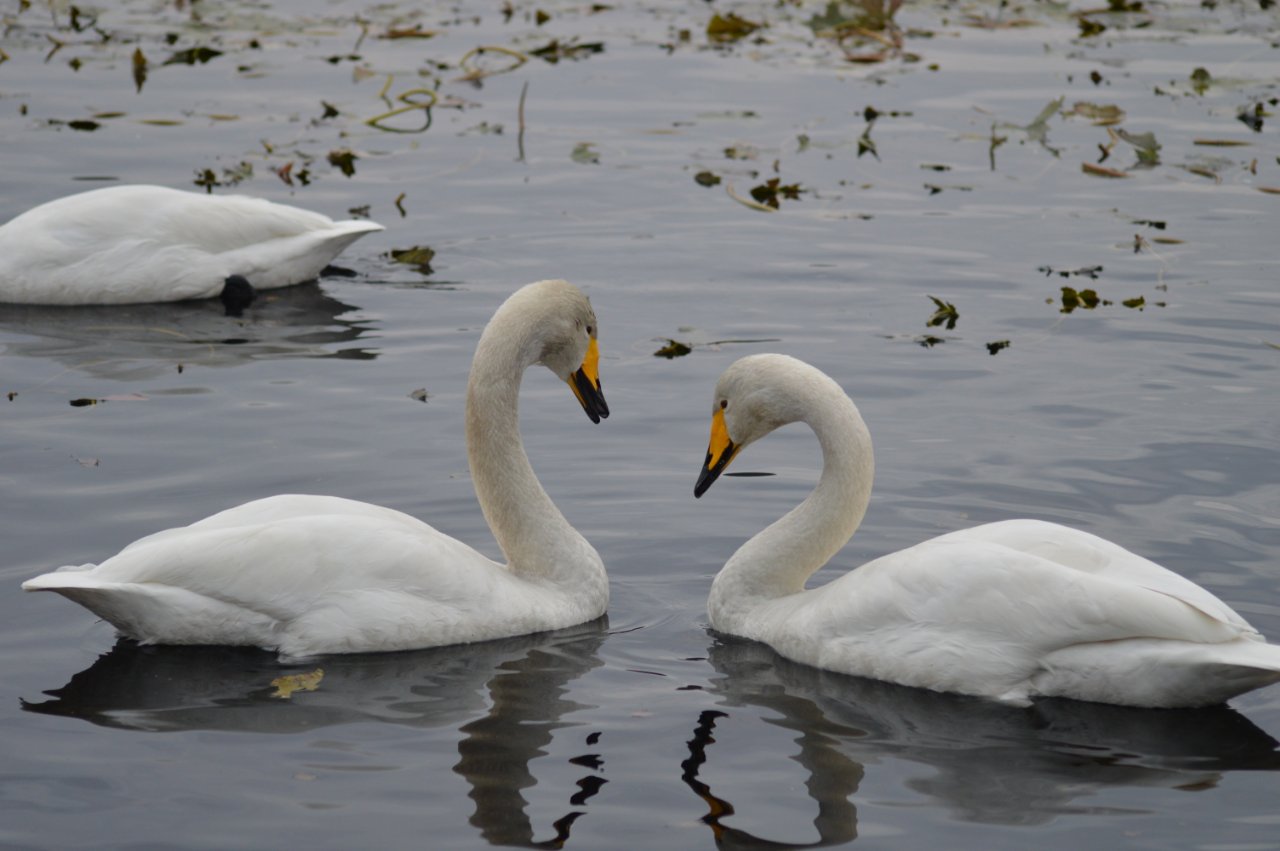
[271,668,324,699]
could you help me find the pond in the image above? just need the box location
[2,1,1279,848]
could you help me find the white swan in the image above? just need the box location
[694,353,1280,708]
[23,279,610,657]
[0,185,383,309]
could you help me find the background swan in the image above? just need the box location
[0,185,383,307]
[23,279,610,657]
[694,353,1280,708]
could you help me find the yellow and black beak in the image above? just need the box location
[694,407,740,498]
[567,337,609,424]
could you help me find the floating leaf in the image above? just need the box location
[1077,16,1106,37]
[380,26,440,40]
[69,398,99,407]
[917,335,946,348]
[654,339,693,359]
[1193,138,1250,147]
[694,170,721,187]
[1258,186,1280,195]
[163,46,223,66]
[925,295,958,330]
[271,668,324,699]
[1122,295,1146,309]
[409,388,429,402]
[67,119,99,132]
[131,47,147,93]
[1067,101,1125,125]
[1189,67,1212,95]
[389,245,435,274]
[748,178,804,209]
[1113,128,1160,164]
[528,38,603,63]
[1059,287,1107,313]
[707,12,762,43]
[1082,162,1128,178]
[571,142,600,165]
[986,339,1011,355]
[328,148,358,176]
[1238,103,1265,133]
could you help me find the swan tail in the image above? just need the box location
[218,220,384,290]
[1035,638,1280,708]
[23,569,279,648]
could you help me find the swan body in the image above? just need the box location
[0,185,383,305]
[694,354,1280,708]
[24,279,610,657]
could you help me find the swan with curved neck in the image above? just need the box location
[24,279,609,657]
[0,185,383,307]
[695,354,1280,708]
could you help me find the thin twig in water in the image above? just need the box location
[517,81,528,163]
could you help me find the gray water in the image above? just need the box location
[2,1,1279,848]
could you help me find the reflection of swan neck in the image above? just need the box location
[466,302,595,584]
[710,385,873,631]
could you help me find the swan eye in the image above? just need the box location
[719,399,728,410]
[586,324,594,336]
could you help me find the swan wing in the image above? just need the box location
[23,495,516,655]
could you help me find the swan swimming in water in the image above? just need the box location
[0,185,383,308]
[24,279,610,657]
[694,353,1280,708]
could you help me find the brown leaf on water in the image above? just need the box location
[271,668,324,699]
[1193,139,1251,147]
[379,26,440,39]
[1082,162,1128,178]
[328,148,358,177]
[654,339,693,359]
[708,12,762,43]
[131,48,147,93]
[1258,187,1280,195]
[389,246,435,274]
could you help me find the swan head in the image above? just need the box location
[504,279,609,423]
[694,354,834,498]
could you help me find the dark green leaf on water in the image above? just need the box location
[1077,16,1106,37]
[7,391,17,401]
[528,38,604,63]
[858,125,877,159]
[920,163,951,171]
[707,13,762,43]
[1134,219,1166,229]
[69,398,99,407]
[1122,295,1146,309]
[723,145,757,160]
[694,170,721,187]
[535,9,551,25]
[654,339,693,359]
[409,388,429,402]
[925,295,959,330]
[328,148,358,177]
[749,178,804,209]
[986,340,1011,355]
[193,168,219,193]
[163,46,223,66]
[1238,103,1264,133]
[320,101,340,120]
[808,0,900,35]
[389,246,435,274]
[1190,67,1212,95]
[68,120,99,131]
[132,48,147,93]
[917,335,946,348]
[1059,287,1105,313]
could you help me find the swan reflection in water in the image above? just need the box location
[23,620,608,848]
[683,635,1280,846]
[0,280,376,382]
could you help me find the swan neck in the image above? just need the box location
[465,313,597,583]
[710,392,872,630]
